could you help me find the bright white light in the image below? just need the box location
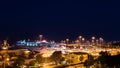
[41,40,47,43]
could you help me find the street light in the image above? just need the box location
[66,38,69,44]
[79,36,82,39]
[4,58,9,68]
[39,35,43,42]
[82,38,85,45]
[75,40,79,47]
[99,37,104,45]
[75,40,79,43]
[78,36,82,45]
[96,39,99,45]
[92,36,95,45]
[92,36,95,40]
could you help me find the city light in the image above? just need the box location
[0,35,120,68]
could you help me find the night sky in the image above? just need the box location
[0,0,120,42]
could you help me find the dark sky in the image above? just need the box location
[0,0,120,42]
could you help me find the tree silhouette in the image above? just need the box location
[98,51,110,67]
[12,55,25,68]
[29,60,37,66]
[79,55,83,62]
[97,51,120,68]
[50,51,62,65]
[36,54,43,63]
[84,55,94,68]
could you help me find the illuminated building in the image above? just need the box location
[16,40,55,47]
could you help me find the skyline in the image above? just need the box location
[0,0,120,42]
